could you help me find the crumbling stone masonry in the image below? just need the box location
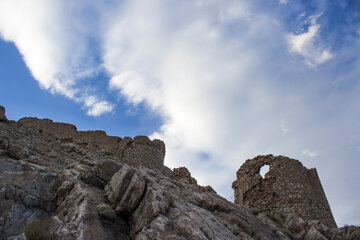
[232,154,337,228]
[0,105,7,122]
[16,117,166,172]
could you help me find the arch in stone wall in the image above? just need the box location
[232,154,337,228]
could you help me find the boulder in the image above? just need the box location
[304,227,328,240]
[284,212,306,234]
[95,159,121,182]
[105,165,146,216]
[8,141,29,160]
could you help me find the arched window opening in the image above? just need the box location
[259,164,270,178]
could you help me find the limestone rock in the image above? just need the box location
[7,141,29,160]
[284,212,306,234]
[339,225,360,240]
[304,227,328,240]
[95,159,122,182]
[257,213,280,234]
[171,167,198,185]
[53,177,129,240]
[171,166,217,194]
[1,106,359,240]
[105,165,146,216]
[104,165,281,240]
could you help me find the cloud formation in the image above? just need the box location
[0,0,359,225]
[102,0,360,225]
[286,14,333,68]
[0,0,113,116]
[302,148,319,158]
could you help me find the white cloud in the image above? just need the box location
[1,0,360,225]
[103,0,312,190]
[0,0,114,116]
[302,148,319,158]
[219,1,256,22]
[102,1,360,225]
[109,70,162,109]
[286,14,333,68]
[82,95,114,117]
[279,0,289,5]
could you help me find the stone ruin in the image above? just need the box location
[0,105,7,122]
[2,105,360,239]
[232,154,337,228]
[16,117,167,173]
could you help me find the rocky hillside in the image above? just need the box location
[0,105,359,240]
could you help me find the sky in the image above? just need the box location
[0,0,359,226]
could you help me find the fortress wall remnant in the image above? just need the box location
[232,154,337,228]
[16,117,165,171]
[18,118,77,139]
[0,105,8,122]
[119,135,165,170]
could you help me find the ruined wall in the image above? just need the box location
[16,117,165,172]
[119,135,165,170]
[0,106,7,122]
[232,155,337,228]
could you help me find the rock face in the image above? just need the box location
[104,164,285,240]
[232,155,337,228]
[170,167,216,193]
[0,105,359,240]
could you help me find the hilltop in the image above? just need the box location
[0,105,359,240]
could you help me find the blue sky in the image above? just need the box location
[0,0,360,226]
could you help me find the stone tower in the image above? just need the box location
[232,155,337,228]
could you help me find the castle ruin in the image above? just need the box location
[232,154,337,228]
[16,117,167,173]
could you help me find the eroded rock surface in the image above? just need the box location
[105,164,281,240]
[0,105,359,240]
